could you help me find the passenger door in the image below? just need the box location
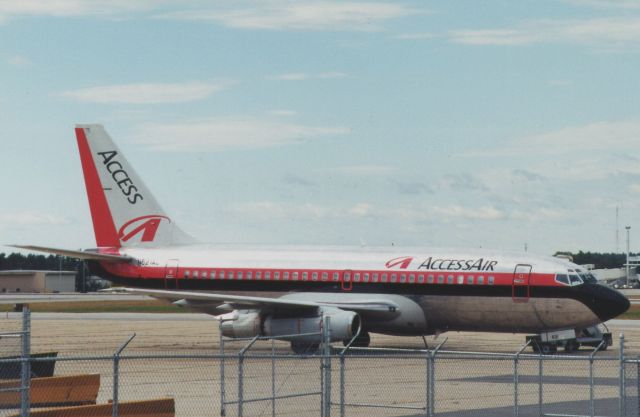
[164,259,179,289]
[512,264,531,302]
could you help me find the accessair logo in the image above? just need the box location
[118,215,170,243]
[385,256,414,269]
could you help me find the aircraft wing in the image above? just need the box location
[10,245,132,262]
[106,288,400,316]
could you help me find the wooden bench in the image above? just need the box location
[0,374,99,408]
[7,397,175,417]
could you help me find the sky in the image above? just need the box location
[2,0,640,256]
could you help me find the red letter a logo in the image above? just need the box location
[118,215,170,243]
[385,256,413,269]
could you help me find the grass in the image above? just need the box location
[0,299,186,313]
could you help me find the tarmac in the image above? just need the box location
[1,312,639,416]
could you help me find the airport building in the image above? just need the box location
[0,270,76,293]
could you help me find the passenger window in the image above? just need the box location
[274,271,280,280]
[437,275,444,284]
[488,276,494,285]
[428,275,434,284]
[457,275,464,284]
[237,271,243,279]
[265,271,271,280]
[246,271,252,279]
[391,274,398,283]
[372,273,379,282]
[344,272,350,282]
[312,271,318,281]
[409,274,416,283]
[418,274,425,283]
[219,271,224,279]
[400,274,406,283]
[382,273,388,282]
[447,275,454,284]
[322,272,328,281]
[210,271,216,279]
[478,276,484,284]
[228,271,234,279]
[354,273,360,282]
[283,271,289,280]
[332,272,339,281]
[184,270,190,278]
[467,276,474,284]
[302,271,308,280]
[256,271,261,280]
[364,273,370,282]
[555,274,569,285]
[193,271,199,278]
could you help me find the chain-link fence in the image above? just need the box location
[4,306,640,417]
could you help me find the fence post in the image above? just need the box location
[322,316,332,417]
[113,333,135,417]
[538,348,543,417]
[619,333,626,417]
[220,321,226,417]
[428,337,447,417]
[271,339,276,417]
[20,304,31,417]
[514,340,531,417]
[339,354,345,417]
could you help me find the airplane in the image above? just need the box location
[15,124,630,353]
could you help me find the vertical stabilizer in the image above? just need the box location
[75,124,196,248]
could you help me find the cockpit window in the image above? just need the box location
[569,274,582,285]
[555,274,569,285]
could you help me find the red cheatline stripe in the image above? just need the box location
[99,263,560,287]
[76,127,120,248]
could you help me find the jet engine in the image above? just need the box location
[220,307,360,345]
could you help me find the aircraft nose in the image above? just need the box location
[590,285,630,322]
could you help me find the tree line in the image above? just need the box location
[0,252,105,292]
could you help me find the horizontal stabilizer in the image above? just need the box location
[11,245,131,262]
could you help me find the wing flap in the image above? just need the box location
[105,288,400,316]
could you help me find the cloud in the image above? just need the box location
[269,109,297,117]
[463,120,640,158]
[6,55,32,67]
[131,118,349,151]
[0,212,69,227]
[439,173,488,192]
[267,71,347,81]
[390,180,433,195]
[394,32,436,40]
[431,205,505,220]
[449,17,640,51]
[564,0,640,9]
[282,173,316,187]
[161,2,417,31]
[62,81,231,104]
[328,165,394,176]
[0,0,164,20]
[511,169,546,183]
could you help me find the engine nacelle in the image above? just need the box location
[220,308,360,343]
[264,308,360,343]
[220,311,261,339]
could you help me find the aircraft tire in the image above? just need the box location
[540,343,556,355]
[564,340,579,353]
